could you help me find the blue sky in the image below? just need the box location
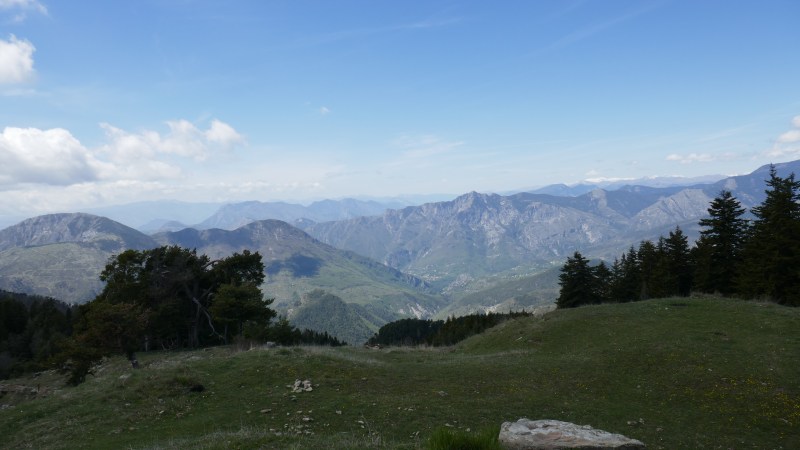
[1,0,799,218]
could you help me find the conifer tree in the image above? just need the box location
[610,246,641,302]
[663,227,693,297]
[637,240,663,300]
[693,190,748,295]
[557,251,601,308]
[594,261,613,303]
[738,166,800,304]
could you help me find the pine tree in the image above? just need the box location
[694,190,748,295]
[557,252,601,308]
[593,261,613,303]
[663,227,693,297]
[738,166,800,304]
[610,246,641,302]
[637,240,662,300]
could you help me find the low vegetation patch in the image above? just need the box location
[426,425,501,450]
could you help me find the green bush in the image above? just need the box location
[426,425,502,450]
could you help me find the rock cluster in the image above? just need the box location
[289,379,313,393]
[499,419,645,449]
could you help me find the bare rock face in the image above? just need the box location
[499,419,645,449]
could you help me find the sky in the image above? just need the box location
[1,0,799,220]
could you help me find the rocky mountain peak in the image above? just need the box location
[0,213,155,252]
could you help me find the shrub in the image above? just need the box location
[426,425,502,450]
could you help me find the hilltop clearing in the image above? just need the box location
[1,297,797,449]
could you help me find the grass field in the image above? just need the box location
[1,297,798,449]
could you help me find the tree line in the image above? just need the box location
[1,246,343,384]
[0,291,72,379]
[557,166,800,308]
[367,311,531,347]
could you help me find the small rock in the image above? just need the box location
[260,409,272,414]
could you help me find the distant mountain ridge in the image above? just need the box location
[0,213,157,252]
[523,174,728,196]
[83,200,223,232]
[195,198,408,231]
[303,160,800,289]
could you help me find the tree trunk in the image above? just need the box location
[126,351,140,369]
[192,302,201,348]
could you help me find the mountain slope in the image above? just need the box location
[437,267,561,318]
[154,220,447,341]
[306,191,632,288]
[288,290,386,344]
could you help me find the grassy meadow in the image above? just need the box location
[1,297,798,449]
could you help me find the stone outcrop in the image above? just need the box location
[499,419,645,449]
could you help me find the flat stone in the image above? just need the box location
[499,419,645,449]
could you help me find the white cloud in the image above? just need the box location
[777,116,800,144]
[0,119,258,217]
[765,145,800,159]
[100,118,244,163]
[159,120,213,160]
[0,127,103,186]
[777,130,800,144]
[0,0,47,23]
[766,115,800,158]
[0,119,244,189]
[205,119,244,145]
[666,153,715,164]
[0,35,35,84]
[392,134,464,159]
[319,106,331,116]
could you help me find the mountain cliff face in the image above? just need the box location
[306,192,623,287]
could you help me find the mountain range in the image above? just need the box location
[0,160,797,342]
[302,160,800,291]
